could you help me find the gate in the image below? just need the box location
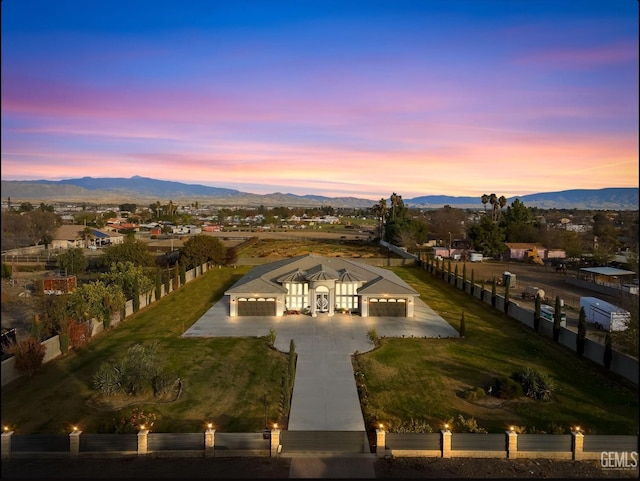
[280,430,369,454]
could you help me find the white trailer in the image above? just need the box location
[579,297,630,332]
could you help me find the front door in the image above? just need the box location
[316,293,329,312]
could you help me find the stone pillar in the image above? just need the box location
[270,428,281,457]
[1,431,13,459]
[506,430,518,458]
[137,429,149,455]
[376,428,386,458]
[572,430,584,460]
[205,428,216,457]
[441,429,452,458]
[69,430,81,457]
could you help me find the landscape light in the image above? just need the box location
[140,424,146,430]
[207,423,213,429]
[574,426,580,432]
[3,426,10,432]
[379,423,384,430]
[510,426,515,432]
[72,426,78,432]
[444,423,449,430]
[273,423,278,429]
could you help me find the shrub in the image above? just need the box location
[367,328,379,346]
[456,414,487,433]
[266,328,277,348]
[389,418,434,433]
[494,376,523,399]
[8,337,46,377]
[459,311,466,338]
[1,263,12,278]
[462,386,485,401]
[515,367,555,401]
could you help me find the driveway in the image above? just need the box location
[184,298,458,431]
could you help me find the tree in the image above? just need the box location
[180,234,226,269]
[68,281,126,329]
[459,311,466,338]
[101,238,155,268]
[481,194,489,212]
[468,215,506,258]
[504,282,511,314]
[553,296,562,342]
[603,333,613,370]
[534,294,541,332]
[155,268,162,301]
[100,261,154,301]
[577,307,587,356]
[491,277,497,307]
[470,268,475,296]
[8,337,46,377]
[57,248,88,276]
[179,262,186,286]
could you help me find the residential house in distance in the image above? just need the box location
[50,225,124,249]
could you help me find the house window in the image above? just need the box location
[335,282,359,311]
[284,282,308,310]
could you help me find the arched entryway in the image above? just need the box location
[315,285,330,313]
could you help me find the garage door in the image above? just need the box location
[237,298,277,316]
[368,298,406,317]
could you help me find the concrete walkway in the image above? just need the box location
[184,297,458,432]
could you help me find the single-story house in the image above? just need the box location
[50,225,125,249]
[225,254,420,318]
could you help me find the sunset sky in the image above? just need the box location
[1,0,638,200]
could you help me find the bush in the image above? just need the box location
[515,367,555,401]
[1,263,12,278]
[266,328,277,348]
[389,418,434,433]
[8,337,46,377]
[462,386,486,401]
[456,414,487,433]
[367,328,379,346]
[494,376,523,400]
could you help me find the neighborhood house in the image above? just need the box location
[225,254,419,318]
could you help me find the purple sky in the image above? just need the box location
[1,0,638,200]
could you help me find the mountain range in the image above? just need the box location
[1,176,638,210]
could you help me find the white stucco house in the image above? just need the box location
[225,254,419,318]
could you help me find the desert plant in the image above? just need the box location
[389,418,434,433]
[462,386,485,401]
[515,367,555,401]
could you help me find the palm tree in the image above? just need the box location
[375,198,387,239]
[390,193,398,221]
[489,193,498,221]
[481,194,489,211]
[497,195,507,221]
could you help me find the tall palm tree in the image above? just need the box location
[497,195,508,222]
[481,194,489,211]
[377,198,387,239]
[489,193,498,221]
[390,193,398,221]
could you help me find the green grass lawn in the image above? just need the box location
[355,266,638,435]
[1,266,290,434]
[2,262,637,438]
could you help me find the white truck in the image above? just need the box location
[579,297,630,332]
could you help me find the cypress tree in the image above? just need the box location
[462,263,467,292]
[133,279,140,312]
[470,269,475,296]
[491,277,497,307]
[459,311,466,338]
[552,296,562,341]
[603,333,612,369]
[180,262,186,285]
[454,263,459,288]
[577,307,587,356]
[504,282,511,314]
[155,268,162,301]
[534,294,541,332]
